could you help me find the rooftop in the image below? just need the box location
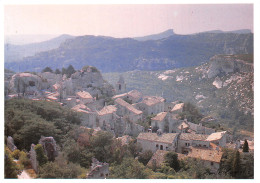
[115,98,143,115]
[142,96,165,106]
[127,90,142,99]
[152,112,167,121]
[137,133,178,144]
[178,121,190,130]
[171,103,184,112]
[179,133,209,141]
[206,131,226,141]
[98,105,117,116]
[112,93,128,99]
[71,104,92,113]
[188,147,223,163]
[76,91,93,99]
[116,135,132,145]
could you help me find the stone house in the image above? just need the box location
[137,96,165,116]
[188,122,215,135]
[205,131,227,147]
[187,147,223,173]
[71,104,97,127]
[137,132,179,153]
[115,98,143,122]
[97,105,117,131]
[112,90,142,104]
[87,158,109,179]
[76,91,94,104]
[151,112,168,132]
[177,133,209,154]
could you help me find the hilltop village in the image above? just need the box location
[4,66,253,179]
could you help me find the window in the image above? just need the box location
[100,173,104,177]
[156,144,159,149]
[160,145,163,150]
[211,162,214,166]
[166,147,169,150]
[119,84,121,90]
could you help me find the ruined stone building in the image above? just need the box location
[87,158,109,179]
[112,90,142,104]
[116,75,126,94]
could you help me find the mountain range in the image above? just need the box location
[5,29,253,73]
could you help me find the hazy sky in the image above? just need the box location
[5,4,253,37]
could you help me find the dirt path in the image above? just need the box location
[18,170,32,179]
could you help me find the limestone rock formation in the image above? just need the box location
[39,136,58,161]
[29,144,38,173]
[7,136,17,151]
[9,72,49,95]
[207,55,253,78]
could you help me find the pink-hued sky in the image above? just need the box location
[5,4,253,37]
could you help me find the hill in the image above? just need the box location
[5,32,253,73]
[103,54,254,132]
[4,34,74,63]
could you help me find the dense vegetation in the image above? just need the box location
[4,98,253,179]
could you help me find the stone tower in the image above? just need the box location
[116,75,126,94]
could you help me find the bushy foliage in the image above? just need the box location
[34,144,48,166]
[164,151,180,171]
[5,147,22,178]
[5,99,81,150]
[178,102,203,124]
[18,151,31,168]
[243,140,249,152]
[109,157,153,179]
[138,150,153,166]
[11,149,21,159]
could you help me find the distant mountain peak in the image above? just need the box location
[134,29,175,41]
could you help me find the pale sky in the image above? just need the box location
[4,4,253,37]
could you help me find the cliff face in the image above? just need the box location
[207,55,253,78]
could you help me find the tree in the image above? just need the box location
[164,152,180,171]
[138,150,153,166]
[34,144,48,166]
[55,69,61,74]
[66,65,76,78]
[42,67,53,73]
[5,147,21,178]
[232,150,241,178]
[109,157,152,178]
[90,131,114,162]
[178,102,203,123]
[243,139,249,152]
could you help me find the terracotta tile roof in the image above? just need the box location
[76,91,93,99]
[178,121,190,130]
[179,133,209,141]
[206,131,226,141]
[115,98,143,115]
[71,104,92,113]
[152,112,167,121]
[142,96,165,106]
[98,105,117,116]
[137,133,178,144]
[171,103,184,112]
[127,90,142,99]
[112,93,128,99]
[147,150,186,168]
[188,147,223,163]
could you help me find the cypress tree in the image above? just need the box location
[243,139,249,152]
[232,150,241,178]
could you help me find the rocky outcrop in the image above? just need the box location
[207,55,253,78]
[7,136,17,151]
[39,136,58,161]
[9,72,49,95]
[29,144,38,173]
[68,66,115,97]
[87,158,109,179]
